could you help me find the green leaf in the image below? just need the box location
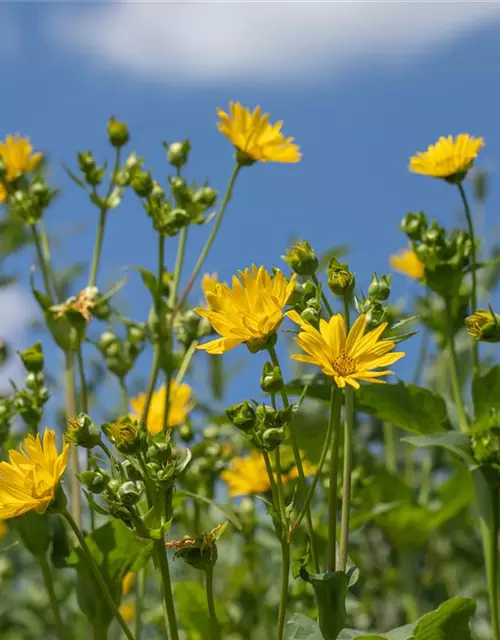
[338,625,414,639]
[175,580,228,639]
[128,265,158,298]
[472,364,500,429]
[403,433,474,466]
[301,570,349,640]
[356,382,450,435]
[412,596,476,640]
[63,164,86,189]
[174,489,242,531]
[286,614,322,639]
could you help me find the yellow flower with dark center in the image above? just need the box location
[409,134,484,182]
[466,309,500,342]
[0,430,69,519]
[288,311,404,390]
[221,449,315,497]
[217,102,301,164]
[0,135,42,201]
[130,381,194,435]
[390,249,425,280]
[195,265,296,355]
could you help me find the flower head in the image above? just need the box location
[130,381,194,435]
[390,249,425,281]
[102,417,143,454]
[217,102,301,164]
[409,134,484,183]
[221,449,315,497]
[466,309,500,343]
[195,265,296,355]
[0,430,69,519]
[288,311,404,390]
[0,135,42,181]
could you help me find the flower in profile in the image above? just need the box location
[102,417,143,454]
[201,273,219,299]
[390,249,425,281]
[221,449,315,497]
[195,265,296,355]
[130,381,194,435]
[0,430,69,519]
[217,102,301,164]
[466,309,500,343]
[288,311,404,390]
[409,134,484,183]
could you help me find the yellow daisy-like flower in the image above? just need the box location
[217,102,301,164]
[201,273,219,298]
[409,134,484,182]
[0,430,69,519]
[288,311,404,390]
[195,265,296,355]
[130,381,194,435]
[0,134,43,202]
[221,449,315,497]
[390,249,425,281]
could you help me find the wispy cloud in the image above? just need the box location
[46,1,500,85]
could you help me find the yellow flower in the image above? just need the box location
[201,273,219,298]
[390,249,425,280]
[409,134,484,182]
[119,603,135,623]
[0,134,42,188]
[288,311,404,390]
[466,309,500,343]
[195,265,296,355]
[122,571,135,596]
[0,430,69,519]
[130,381,194,435]
[221,449,315,497]
[217,102,301,164]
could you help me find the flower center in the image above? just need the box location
[332,350,356,376]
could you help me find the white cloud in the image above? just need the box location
[47,1,500,84]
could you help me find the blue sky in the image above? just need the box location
[2,2,500,411]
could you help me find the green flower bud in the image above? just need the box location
[170,176,191,204]
[150,181,165,202]
[423,221,445,246]
[466,309,500,343]
[327,258,355,297]
[367,273,391,302]
[282,240,319,276]
[193,186,217,208]
[302,280,317,302]
[146,442,172,464]
[107,116,129,148]
[262,427,286,451]
[99,331,119,353]
[166,140,191,168]
[203,425,219,441]
[103,416,144,454]
[127,322,147,344]
[19,342,44,373]
[260,361,284,394]
[25,371,44,390]
[246,331,277,354]
[471,429,500,465]
[365,302,386,329]
[164,208,190,236]
[401,211,427,241]
[300,306,320,326]
[118,480,144,506]
[78,151,95,172]
[226,401,257,432]
[0,340,7,365]
[179,424,194,443]
[131,171,154,198]
[66,413,101,449]
[92,299,112,321]
[78,470,108,494]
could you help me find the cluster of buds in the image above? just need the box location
[98,321,147,379]
[287,279,322,328]
[72,413,192,538]
[11,342,49,431]
[77,151,107,188]
[182,424,233,497]
[226,399,293,452]
[400,212,473,297]
[7,175,58,225]
[136,141,218,237]
[174,309,213,348]
[355,273,392,330]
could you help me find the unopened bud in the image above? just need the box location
[401,211,427,241]
[118,480,144,506]
[282,240,318,276]
[66,413,101,448]
[107,116,129,148]
[131,171,154,198]
[226,401,257,432]
[166,140,191,168]
[260,362,284,394]
[79,470,108,494]
[327,258,355,297]
[179,423,194,443]
[19,342,44,373]
[368,273,391,302]
[262,427,286,451]
[193,186,217,208]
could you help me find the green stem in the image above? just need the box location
[119,377,128,415]
[154,540,180,640]
[400,549,420,622]
[175,340,198,385]
[65,352,81,529]
[276,541,290,640]
[457,182,480,374]
[205,564,221,640]
[267,344,319,572]
[177,163,241,309]
[88,149,121,288]
[262,450,279,507]
[62,509,135,640]
[312,274,334,317]
[479,486,500,640]
[290,386,340,539]
[38,220,61,300]
[444,297,469,432]
[326,386,343,572]
[383,423,396,473]
[135,566,146,640]
[39,554,67,640]
[31,223,55,300]
[76,347,89,414]
[338,387,354,573]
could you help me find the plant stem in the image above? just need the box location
[290,386,340,539]
[267,344,319,572]
[444,298,469,432]
[154,540,180,640]
[276,540,291,640]
[62,509,136,640]
[338,387,354,573]
[205,564,221,640]
[39,554,67,640]
[65,351,81,529]
[38,220,61,300]
[312,274,334,317]
[88,148,121,288]
[177,163,241,309]
[327,386,342,572]
[135,566,146,640]
[400,548,420,622]
[76,346,89,414]
[31,223,55,300]
[175,340,198,385]
[480,486,500,640]
[383,423,396,473]
[119,377,128,415]
[457,182,480,374]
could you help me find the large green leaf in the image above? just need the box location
[403,433,474,466]
[175,580,228,639]
[412,596,476,640]
[472,364,500,429]
[285,614,322,639]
